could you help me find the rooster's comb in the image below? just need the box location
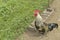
[34,9,40,13]
[34,9,41,16]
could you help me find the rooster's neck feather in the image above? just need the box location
[36,13,42,20]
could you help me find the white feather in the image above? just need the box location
[35,13,43,27]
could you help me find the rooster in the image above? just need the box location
[34,10,48,34]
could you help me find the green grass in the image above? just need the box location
[0,0,48,40]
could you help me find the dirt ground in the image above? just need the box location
[19,0,60,40]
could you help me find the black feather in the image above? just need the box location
[48,23,58,31]
[35,21,40,30]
